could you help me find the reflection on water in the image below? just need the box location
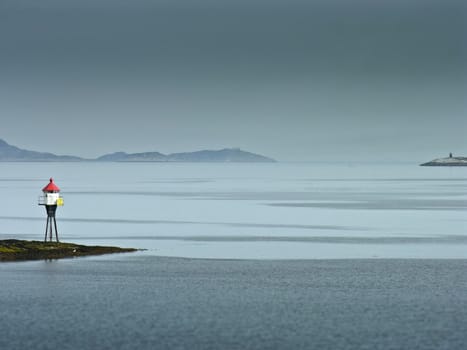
[0,215,363,230]
[268,199,467,210]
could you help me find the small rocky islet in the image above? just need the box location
[420,153,467,166]
[0,240,137,262]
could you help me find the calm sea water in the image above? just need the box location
[0,162,465,258]
[1,257,467,350]
[0,162,466,349]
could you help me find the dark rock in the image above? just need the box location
[0,239,137,262]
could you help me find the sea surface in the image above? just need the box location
[0,162,466,349]
[0,162,466,259]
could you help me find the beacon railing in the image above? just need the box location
[38,195,45,205]
[38,195,64,206]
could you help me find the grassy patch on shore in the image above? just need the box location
[0,240,137,262]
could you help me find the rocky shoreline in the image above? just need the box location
[0,240,137,262]
[420,156,467,166]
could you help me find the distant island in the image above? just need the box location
[0,240,137,262]
[0,139,275,163]
[421,153,467,166]
[0,139,82,161]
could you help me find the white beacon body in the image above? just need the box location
[38,178,63,242]
[39,178,64,206]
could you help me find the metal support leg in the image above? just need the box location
[44,217,49,242]
[53,217,59,242]
[49,217,53,242]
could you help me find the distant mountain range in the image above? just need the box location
[0,139,275,163]
[0,139,82,161]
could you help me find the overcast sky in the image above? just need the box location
[0,0,465,161]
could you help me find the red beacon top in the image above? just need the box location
[42,178,60,193]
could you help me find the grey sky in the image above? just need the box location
[1,0,465,161]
